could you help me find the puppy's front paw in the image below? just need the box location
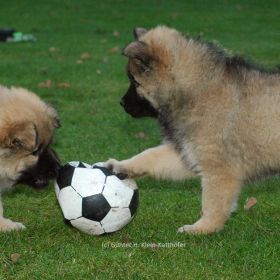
[178,224,203,234]
[103,159,129,179]
[0,218,26,232]
[178,219,224,235]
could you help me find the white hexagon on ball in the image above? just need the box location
[122,179,138,190]
[101,208,132,233]
[71,168,106,197]
[58,186,82,220]
[71,217,105,235]
[103,176,134,208]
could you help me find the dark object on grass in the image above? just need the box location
[0,28,36,42]
[0,28,15,41]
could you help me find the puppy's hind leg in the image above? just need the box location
[0,194,26,232]
[105,143,197,180]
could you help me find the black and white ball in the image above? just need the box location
[54,161,139,235]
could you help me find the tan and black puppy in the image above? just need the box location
[0,86,60,232]
[106,26,280,234]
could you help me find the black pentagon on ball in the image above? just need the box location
[56,163,76,190]
[92,165,113,176]
[82,194,111,222]
[77,162,87,168]
[129,190,139,216]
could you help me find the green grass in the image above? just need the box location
[0,0,280,279]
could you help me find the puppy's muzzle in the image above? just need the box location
[17,147,61,190]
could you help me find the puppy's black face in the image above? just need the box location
[17,147,61,190]
[120,72,158,118]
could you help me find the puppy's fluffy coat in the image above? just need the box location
[106,26,280,234]
[0,86,60,232]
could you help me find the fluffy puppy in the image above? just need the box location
[0,86,60,232]
[106,26,280,234]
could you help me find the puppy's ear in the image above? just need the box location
[122,41,153,72]
[133,27,148,40]
[1,122,38,152]
[47,105,61,128]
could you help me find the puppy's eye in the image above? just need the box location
[32,149,39,156]
[31,144,43,156]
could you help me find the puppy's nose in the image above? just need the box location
[120,98,125,107]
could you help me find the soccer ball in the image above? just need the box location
[54,161,139,235]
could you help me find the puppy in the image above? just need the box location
[0,86,60,232]
[105,26,280,234]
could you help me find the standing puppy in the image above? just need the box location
[106,26,280,234]
[0,86,60,231]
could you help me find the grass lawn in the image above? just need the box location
[0,0,280,279]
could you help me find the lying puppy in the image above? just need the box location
[106,26,280,234]
[0,86,60,231]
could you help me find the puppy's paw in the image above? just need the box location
[103,159,129,179]
[178,219,223,235]
[177,224,203,234]
[0,218,26,232]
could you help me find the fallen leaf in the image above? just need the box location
[244,197,257,211]
[76,59,83,64]
[57,56,64,62]
[48,47,59,52]
[102,57,108,63]
[38,80,52,88]
[57,82,71,88]
[96,69,101,75]
[135,132,146,139]
[80,52,92,60]
[109,46,120,53]
[11,253,21,263]
[100,38,108,43]
[113,30,120,37]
